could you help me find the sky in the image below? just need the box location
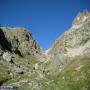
[0,0,90,50]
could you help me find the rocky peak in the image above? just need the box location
[49,10,90,56]
[48,11,90,73]
[0,27,46,60]
[72,10,90,29]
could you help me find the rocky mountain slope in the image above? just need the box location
[0,11,90,90]
[0,27,41,55]
[47,11,90,73]
[40,11,90,90]
[0,27,46,60]
[0,27,47,89]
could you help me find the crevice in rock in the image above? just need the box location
[14,48,23,57]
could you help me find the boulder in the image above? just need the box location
[3,52,12,62]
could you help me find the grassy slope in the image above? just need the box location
[0,54,90,90]
[40,56,90,90]
[0,54,41,89]
[0,63,11,85]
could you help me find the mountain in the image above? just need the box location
[0,27,41,55]
[47,10,90,73]
[0,10,90,90]
[0,27,46,61]
[40,11,90,90]
[0,27,46,89]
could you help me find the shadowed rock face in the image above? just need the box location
[0,27,41,57]
[0,28,12,51]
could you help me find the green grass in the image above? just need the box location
[11,54,40,66]
[40,56,90,90]
[1,54,43,89]
[18,83,32,90]
[0,54,90,90]
[0,54,41,85]
[0,62,11,85]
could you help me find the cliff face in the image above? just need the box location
[48,11,90,72]
[0,27,41,57]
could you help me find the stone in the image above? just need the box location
[34,63,39,70]
[3,52,12,62]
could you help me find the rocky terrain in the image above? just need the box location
[0,11,90,90]
[0,27,47,89]
[48,11,90,73]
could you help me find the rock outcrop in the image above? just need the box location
[0,27,41,57]
[0,27,47,88]
[3,52,12,62]
[48,11,90,72]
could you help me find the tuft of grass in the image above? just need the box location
[0,63,11,85]
[18,83,32,90]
